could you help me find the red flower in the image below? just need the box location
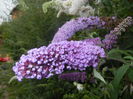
[0,57,10,62]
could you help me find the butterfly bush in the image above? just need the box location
[52,16,106,43]
[12,17,132,81]
[58,72,87,82]
[102,16,133,49]
[56,17,133,82]
[42,0,96,17]
[13,41,105,81]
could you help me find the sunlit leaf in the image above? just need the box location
[124,56,133,60]
[8,76,17,84]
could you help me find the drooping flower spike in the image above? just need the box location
[13,41,105,81]
[52,16,106,43]
[102,16,133,49]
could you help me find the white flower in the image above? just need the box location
[78,5,95,17]
[69,0,87,15]
[43,0,95,17]
[77,83,84,91]
[73,82,84,91]
[95,0,101,4]
[62,0,72,9]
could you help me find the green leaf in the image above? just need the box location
[93,69,107,84]
[110,65,130,99]
[112,65,129,87]
[124,56,133,60]
[128,68,133,82]
[107,49,129,63]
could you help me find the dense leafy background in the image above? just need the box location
[0,0,133,99]
[0,0,71,60]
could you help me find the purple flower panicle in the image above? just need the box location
[58,72,87,82]
[102,16,133,49]
[13,41,105,81]
[52,16,106,43]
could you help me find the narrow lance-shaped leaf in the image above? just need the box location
[112,65,129,88]
[8,76,17,84]
[93,69,107,84]
[110,65,130,99]
[124,56,133,60]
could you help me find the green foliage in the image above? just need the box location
[106,48,133,99]
[0,0,71,60]
[42,0,55,13]
[109,65,130,99]
[100,0,133,17]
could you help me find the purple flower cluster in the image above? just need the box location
[52,16,106,43]
[102,16,133,49]
[58,72,87,82]
[13,41,105,81]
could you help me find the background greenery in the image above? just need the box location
[0,0,71,60]
[0,0,133,99]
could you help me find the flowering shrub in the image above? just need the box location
[13,41,105,81]
[12,16,133,82]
